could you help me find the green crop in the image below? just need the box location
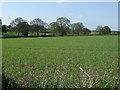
[2,35,119,88]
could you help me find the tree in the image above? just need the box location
[96,25,102,34]
[71,22,84,35]
[42,22,49,36]
[30,25,44,36]
[30,18,48,36]
[16,22,29,36]
[70,23,76,35]
[56,17,70,36]
[6,25,11,32]
[0,19,2,25]
[96,25,111,34]
[96,25,103,31]
[10,17,26,27]
[49,22,59,36]
[101,26,111,34]
[2,25,7,34]
[0,19,2,33]
[10,17,27,36]
[82,28,91,35]
[1,24,11,34]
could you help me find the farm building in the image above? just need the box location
[91,31,100,34]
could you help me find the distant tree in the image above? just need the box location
[2,25,7,34]
[96,25,103,34]
[0,19,2,25]
[49,22,59,36]
[10,17,26,27]
[82,28,91,35]
[70,23,76,35]
[9,27,17,32]
[43,22,49,36]
[30,18,48,36]
[16,22,29,36]
[101,26,111,34]
[0,19,2,33]
[6,25,11,31]
[56,17,70,36]
[96,25,111,34]
[10,17,27,36]
[96,25,103,31]
[71,22,84,35]
[30,25,44,36]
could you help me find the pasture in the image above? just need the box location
[2,35,118,88]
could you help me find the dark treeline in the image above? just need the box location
[0,17,115,37]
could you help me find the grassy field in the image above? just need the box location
[2,35,119,88]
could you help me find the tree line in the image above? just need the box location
[0,17,112,37]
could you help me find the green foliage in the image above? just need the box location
[71,22,84,35]
[2,35,118,88]
[10,17,26,27]
[101,26,111,34]
[7,25,11,31]
[1,17,113,37]
[56,17,70,36]
[2,25,7,34]
[29,25,44,36]
[30,18,48,36]
[16,22,29,36]
[2,25,11,34]
[96,25,111,35]
[2,69,19,88]
[49,22,59,36]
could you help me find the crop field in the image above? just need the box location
[2,35,119,88]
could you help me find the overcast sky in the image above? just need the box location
[1,2,118,30]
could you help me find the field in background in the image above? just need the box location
[2,35,118,88]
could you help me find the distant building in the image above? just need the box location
[111,31,120,35]
[91,30,120,35]
[91,31,100,34]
